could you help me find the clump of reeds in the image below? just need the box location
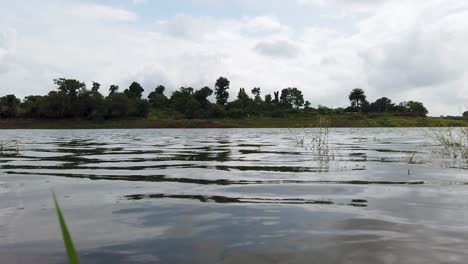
[429,127,468,161]
[291,117,335,162]
[405,151,416,164]
[0,140,20,156]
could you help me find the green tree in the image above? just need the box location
[250,87,263,115]
[130,99,150,117]
[209,104,227,118]
[148,85,168,108]
[50,78,87,118]
[41,91,70,118]
[194,86,213,108]
[155,85,165,94]
[105,93,131,118]
[91,82,101,94]
[109,85,119,96]
[273,91,279,104]
[54,78,85,99]
[170,87,194,113]
[237,88,251,109]
[348,88,366,111]
[361,99,370,113]
[184,97,203,119]
[20,96,45,118]
[75,86,105,119]
[406,101,428,117]
[0,95,20,118]
[215,77,230,105]
[251,87,262,103]
[280,87,304,109]
[124,82,144,99]
[369,97,394,112]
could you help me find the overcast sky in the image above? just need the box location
[1,0,467,116]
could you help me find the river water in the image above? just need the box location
[0,128,467,263]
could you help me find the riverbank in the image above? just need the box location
[0,115,467,129]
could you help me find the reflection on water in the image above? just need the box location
[0,128,467,263]
[125,193,338,205]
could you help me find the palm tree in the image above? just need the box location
[349,88,366,109]
[109,85,119,96]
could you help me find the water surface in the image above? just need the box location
[1,128,467,263]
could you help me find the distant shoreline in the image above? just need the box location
[0,115,467,129]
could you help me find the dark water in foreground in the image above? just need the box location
[0,128,467,263]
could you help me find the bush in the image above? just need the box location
[131,99,150,117]
[271,108,286,118]
[227,108,246,119]
[208,104,227,118]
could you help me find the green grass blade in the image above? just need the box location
[53,192,80,264]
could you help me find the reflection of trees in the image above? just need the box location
[216,150,231,162]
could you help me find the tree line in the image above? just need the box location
[0,77,435,120]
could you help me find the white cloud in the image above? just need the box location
[0,0,468,116]
[0,27,17,74]
[157,14,216,39]
[297,0,388,14]
[242,16,289,35]
[254,40,300,58]
[70,3,138,22]
[354,0,468,107]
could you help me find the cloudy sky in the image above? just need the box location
[1,0,467,116]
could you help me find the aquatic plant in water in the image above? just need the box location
[290,117,335,162]
[0,140,19,156]
[429,128,468,166]
[53,192,80,264]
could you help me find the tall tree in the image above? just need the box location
[124,82,144,99]
[54,78,85,99]
[251,87,262,103]
[105,93,131,118]
[155,85,165,94]
[215,77,230,105]
[42,91,70,118]
[280,87,304,109]
[194,86,213,108]
[148,85,168,108]
[273,91,279,104]
[91,82,101,94]
[237,88,251,109]
[20,96,44,118]
[405,101,428,117]
[370,97,394,112]
[348,88,366,109]
[109,85,119,96]
[170,87,194,113]
[0,95,20,118]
